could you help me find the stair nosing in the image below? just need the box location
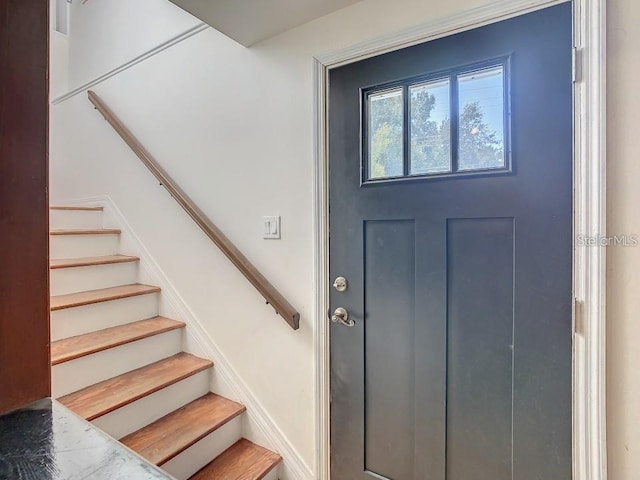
[50,284,161,311]
[51,317,185,365]
[50,228,121,235]
[50,255,140,270]
[121,393,246,466]
[257,458,281,480]
[50,205,104,211]
[58,353,213,421]
[159,407,246,466]
[190,438,282,480]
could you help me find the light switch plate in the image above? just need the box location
[263,216,281,239]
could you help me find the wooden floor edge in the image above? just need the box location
[260,458,282,479]
[50,255,140,269]
[50,285,161,311]
[50,205,104,211]
[83,361,213,421]
[50,228,121,235]
[51,318,186,365]
[255,450,283,480]
[189,439,282,480]
[60,355,213,421]
[156,401,247,466]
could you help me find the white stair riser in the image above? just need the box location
[163,416,243,480]
[50,262,138,296]
[51,234,120,259]
[93,369,211,439]
[52,329,183,397]
[51,293,159,341]
[50,210,103,230]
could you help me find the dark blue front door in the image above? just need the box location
[328,4,573,479]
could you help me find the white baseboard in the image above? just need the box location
[54,195,315,480]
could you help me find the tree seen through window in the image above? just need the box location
[367,65,506,180]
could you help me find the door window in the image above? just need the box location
[363,59,510,183]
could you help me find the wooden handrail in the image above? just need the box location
[88,90,300,330]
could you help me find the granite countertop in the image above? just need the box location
[0,398,174,480]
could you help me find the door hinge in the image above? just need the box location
[573,297,583,335]
[572,47,582,84]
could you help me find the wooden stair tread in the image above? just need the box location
[51,317,185,365]
[189,439,281,480]
[121,393,246,466]
[50,205,104,211]
[50,254,139,269]
[58,353,213,420]
[50,228,121,235]
[51,284,160,311]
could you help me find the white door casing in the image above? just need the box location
[312,0,606,479]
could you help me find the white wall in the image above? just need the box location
[50,33,69,98]
[49,0,640,477]
[606,0,640,478]
[66,0,200,90]
[50,0,69,98]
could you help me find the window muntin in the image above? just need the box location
[363,59,509,183]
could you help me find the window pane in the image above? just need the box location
[368,88,404,179]
[410,79,451,175]
[457,66,505,171]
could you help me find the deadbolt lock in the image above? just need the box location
[332,276,348,292]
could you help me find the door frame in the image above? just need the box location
[312,0,607,479]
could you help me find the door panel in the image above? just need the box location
[329,3,572,480]
[446,218,514,480]
[364,220,416,479]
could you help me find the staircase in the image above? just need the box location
[49,205,282,480]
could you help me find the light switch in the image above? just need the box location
[263,216,281,239]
